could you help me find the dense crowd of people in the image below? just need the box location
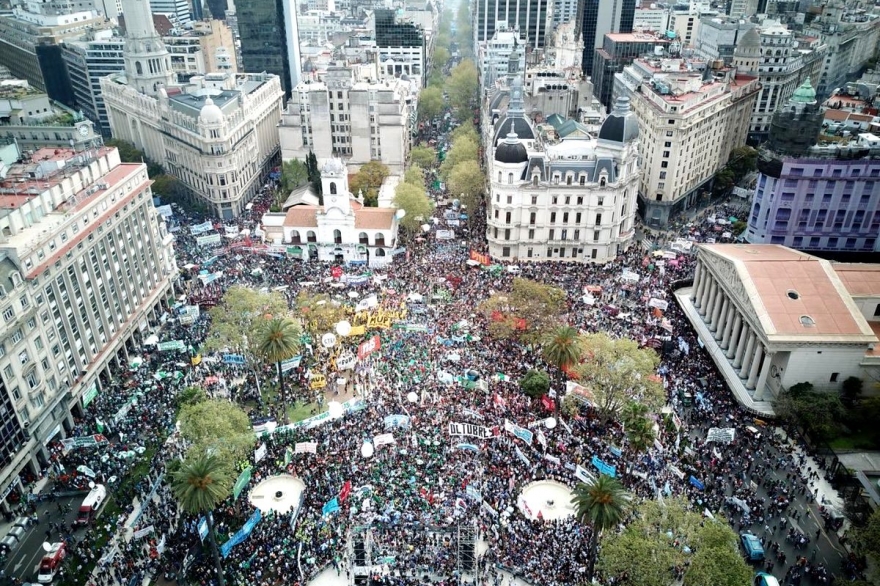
[1,125,854,586]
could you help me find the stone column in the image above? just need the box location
[696,271,709,310]
[691,263,703,305]
[710,289,725,331]
[747,344,764,389]
[726,314,743,359]
[754,354,773,401]
[715,298,730,340]
[739,331,756,377]
[700,277,716,317]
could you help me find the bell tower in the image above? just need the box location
[121,0,174,96]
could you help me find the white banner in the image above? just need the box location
[197,234,222,247]
[336,352,357,371]
[254,443,267,463]
[435,230,455,240]
[448,421,493,439]
[705,427,735,444]
[224,226,240,236]
[133,525,154,539]
[648,298,669,311]
[155,204,173,218]
[190,221,213,235]
[356,295,379,312]
[294,442,317,454]
[373,433,396,447]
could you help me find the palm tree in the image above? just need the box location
[620,401,655,453]
[571,474,631,581]
[256,317,302,424]
[541,325,583,413]
[170,452,233,586]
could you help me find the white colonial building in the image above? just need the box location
[677,244,880,416]
[100,0,283,220]
[483,70,639,263]
[260,159,400,268]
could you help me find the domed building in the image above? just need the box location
[101,0,284,219]
[484,69,640,264]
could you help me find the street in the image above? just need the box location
[1,495,83,583]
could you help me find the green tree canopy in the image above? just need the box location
[392,182,435,234]
[572,474,632,580]
[432,46,451,72]
[449,122,478,145]
[542,325,584,372]
[477,278,567,343]
[440,135,478,179]
[403,165,425,188]
[447,60,478,118]
[281,159,309,193]
[774,384,846,441]
[150,174,187,201]
[410,145,437,169]
[573,333,665,418]
[598,498,751,586]
[296,290,347,336]
[106,138,144,163]
[178,399,253,474]
[520,369,550,399]
[851,507,880,565]
[169,452,231,586]
[418,86,443,121]
[202,286,290,372]
[350,161,390,207]
[446,160,484,219]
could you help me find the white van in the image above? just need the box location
[74,484,106,526]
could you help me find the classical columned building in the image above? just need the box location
[676,244,879,415]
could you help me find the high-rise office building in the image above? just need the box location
[374,9,426,87]
[578,0,636,78]
[236,0,301,95]
[473,0,551,51]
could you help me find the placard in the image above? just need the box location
[133,525,154,539]
[157,340,185,351]
[294,442,317,454]
[196,234,222,247]
[373,433,396,447]
[254,443,267,463]
[357,335,381,359]
[448,422,492,439]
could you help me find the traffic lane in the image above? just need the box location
[3,496,82,580]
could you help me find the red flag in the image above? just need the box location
[339,480,352,503]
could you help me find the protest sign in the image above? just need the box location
[295,442,317,454]
[373,433,396,447]
[448,422,492,439]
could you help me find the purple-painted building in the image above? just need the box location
[746,79,880,253]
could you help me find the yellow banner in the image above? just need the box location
[347,307,408,330]
[191,354,202,366]
[309,373,327,390]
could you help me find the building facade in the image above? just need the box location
[0,79,102,149]
[0,3,112,102]
[592,31,673,112]
[483,74,639,263]
[374,9,426,88]
[579,0,636,78]
[677,244,879,416]
[805,8,880,99]
[746,80,880,254]
[236,0,301,95]
[614,57,760,227]
[61,36,126,137]
[149,0,192,27]
[728,21,826,143]
[261,159,400,267]
[101,0,284,219]
[473,0,551,51]
[633,8,671,34]
[0,145,176,504]
[278,67,415,174]
[693,16,754,65]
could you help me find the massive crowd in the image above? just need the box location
[2,135,853,586]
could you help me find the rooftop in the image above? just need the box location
[700,244,876,340]
[833,264,880,297]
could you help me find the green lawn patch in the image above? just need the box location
[829,431,878,451]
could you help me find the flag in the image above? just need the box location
[339,480,352,503]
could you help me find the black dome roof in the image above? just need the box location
[494,116,534,144]
[598,97,639,143]
[495,139,528,164]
